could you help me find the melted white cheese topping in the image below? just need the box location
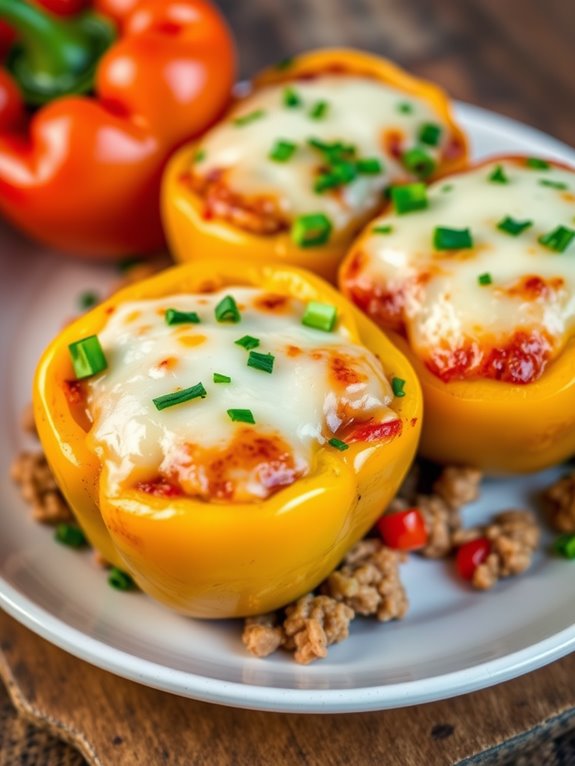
[194,75,454,238]
[86,288,395,500]
[349,159,575,370]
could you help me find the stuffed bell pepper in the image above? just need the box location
[0,0,234,256]
[162,48,468,282]
[34,261,421,617]
[340,156,575,473]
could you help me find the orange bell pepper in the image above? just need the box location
[0,0,235,257]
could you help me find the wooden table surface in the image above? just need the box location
[1,0,575,764]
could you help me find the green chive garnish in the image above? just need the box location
[539,179,568,190]
[402,147,436,179]
[497,216,533,236]
[555,534,575,559]
[233,109,265,127]
[309,100,329,119]
[538,225,575,253]
[215,295,241,323]
[193,149,206,163]
[308,138,356,163]
[391,377,406,398]
[291,213,332,247]
[328,437,349,451]
[302,301,337,332]
[314,161,357,193]
[418,123,443,146]
[398,102,413,114]
[433,227,474,250]
[526,157,550,170]
[373,224,393,234]
[227,408,255,424]
[165,308,200,325]
[269,139,297,162]
[55,523,87,549]
[68,335,107,380]
[357,157,383,174]
[441,184,453,193]
[247,351,275,374]
[78,291,99,310]
[488,165,509,184]
[235,335,260,350]
[117,255,144,273]
[276,56,294,70]
[152,383,207,411]
[478,273,492,286]
[213,373,231,384]
[283,87,301,108]
[108,568,135,591]
[390,183,428,215]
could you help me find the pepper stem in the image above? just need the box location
[0,0,116,106]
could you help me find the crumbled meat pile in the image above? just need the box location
[242,539,407,664]
[544,472,575,534]
[452,510,540,590]
[11,451,73,524]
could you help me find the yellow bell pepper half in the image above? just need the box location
[33,261,422,618]
[161,48,468,284]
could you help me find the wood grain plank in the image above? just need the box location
[0,612,573,766]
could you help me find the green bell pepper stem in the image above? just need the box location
[0,0,116,106]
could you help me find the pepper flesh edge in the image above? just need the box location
[33,260,422,618]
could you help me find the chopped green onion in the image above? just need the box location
[488,165,509,184]
[116,255,144,273]
[227,408,255,424]
[441,184,453,193]
[54,523,87,549]
[235,335,260,350]
[165,308,200,325]
[309,100,329,119]
[291,212,332,247]
[276,56,294,70]
[391,377,406,398]
[401,147,436,179]
[233,109,266,127]
[152,382,207,411]
[397,102,413,114]
[68,335,107,380]
[193,148,206,163]
[497,216,533,236]
[433,227,474,250]
[478,272,493,286]
[356,157,383,174]
[539,179,568,190]
[302,301,337,332]
[247,351,275,374]
[269,139,297,162]
[213,373,231,384]
[78,290,99,310]
[308,137,356,163]
[215,295,241,323]
[390,183,428,215]
[538,225,575,253]
[314,161,357,193]
[555,534,575,559]
[328,437,349,451]
[372,224,393,234]
[283,86,301,108]
[108,568,135,591]
[418,122,443,146]
[526,157,550,170]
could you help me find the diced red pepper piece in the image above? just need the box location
[456,537,491,580]
[377,507,428,551]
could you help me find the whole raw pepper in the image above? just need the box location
[162,48,468,283]
[0,0,235,257]
[33,261,422,618]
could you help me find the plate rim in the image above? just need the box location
[1,100,574,714]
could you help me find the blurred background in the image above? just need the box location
[218,0,574,145]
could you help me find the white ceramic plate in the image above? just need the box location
[0,102,574,714]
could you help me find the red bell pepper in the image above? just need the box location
[0,0,235,258]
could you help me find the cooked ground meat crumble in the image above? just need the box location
[544,472,575,534]
[11,451,73,525]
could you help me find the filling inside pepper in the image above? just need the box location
[184,73,462,245]
[74,288,400,503]
[341,157,575,384]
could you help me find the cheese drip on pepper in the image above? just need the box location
[342,157,575,383]
[85,288,398,502]
[188,75,456,241]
